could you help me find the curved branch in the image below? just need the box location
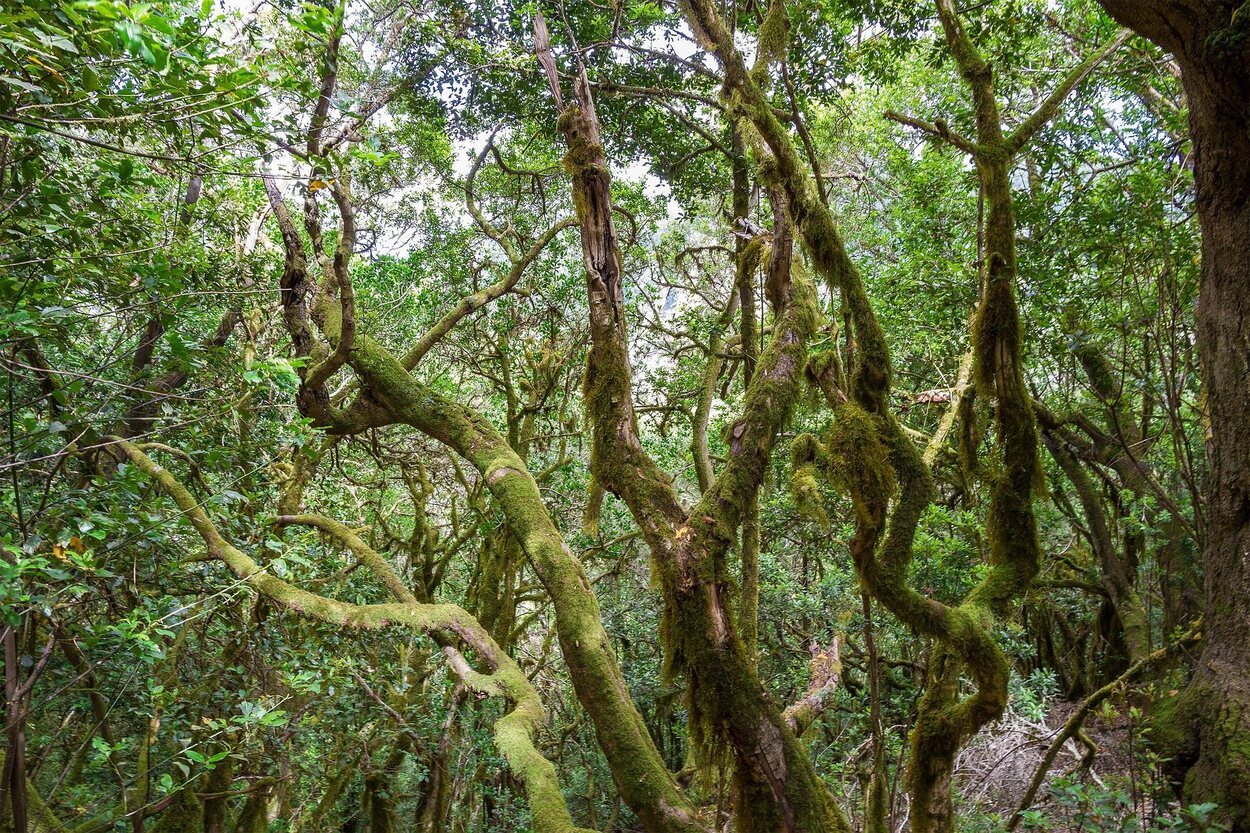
[335,335,705,833]
[782,637,841,736]
[400,219,577,371]
[303,176,356,391]
[884,110,976,155]
[110,440,593,833]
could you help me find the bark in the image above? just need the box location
[1093,4,1250,826]
[860,597,888,833]
[230,787,268,833]
[200,756,233,833]
[903,6,1125,827]
[261,37,700,830]
[415,689,464,833]
[544,49,847,832]
[2,625,27,833]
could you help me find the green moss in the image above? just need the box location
[824,404,897,525]
[148,789,203,833]
[789,463,828,525]
[752,0,791,83]
[1206,1,1250,57]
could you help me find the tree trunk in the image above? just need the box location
[1094,3,1250,826]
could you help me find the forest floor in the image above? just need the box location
[955,697,1165,829]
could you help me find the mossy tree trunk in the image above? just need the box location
[1094,3,1250,827]
[541,40,850,831]
[675,1,1124,830]
[258,65,700,825]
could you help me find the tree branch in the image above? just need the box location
[1005,29,1132,155]
[110,439,593,833]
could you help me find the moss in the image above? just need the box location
[1206,1,1250,57]
[824,404,897,526]
[805,342,845,404]
[557,105,604,172]
[790,464,829,526]
[752,0,791,83]
[0,751,71,833]
[1073,340,1119,401]
[148,789,203,833]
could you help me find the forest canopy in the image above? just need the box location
[1,0,1248,832]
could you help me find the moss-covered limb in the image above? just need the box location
[781,637,841,736]
[882,110,976,155]
[674,211,849,833]
[732,123,759,388]
[261,171,316,364]
[1042,434,1150,664]
[1007,627,1202,830]
[906,647,963,833]
[762,179,794,312]
[110,440,595,833]
[669,269,850,833]
[560,95,832,822]
[555,85,687,548]
[690,271,815,548]
[680,1,1004,825]
[0,751,67,833]
[1035,402,1197,542]
[285,510,513,684]
[691,0,1020,790]
[276,513,418,605]
[468,523,521,647]
[263,171,381,433]
[860,596,888,833]
[863,423,1010,714]
[687,160,806,549]
[963,157,1043,623]
[922,347,974,468]
[274,440,328,517]
[880,10,1040,829]
[679,0,891,415]
[547,55,845,831]
[1004,29,1132,156]
[740,492,761,671]
[302,176,356,392]
[933,0,1004,146]
[823,395,1013,833]
[728,133,762,669]
[341,338,704,833]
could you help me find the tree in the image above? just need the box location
[1091,2,1250,826]
[0,0,1234,830]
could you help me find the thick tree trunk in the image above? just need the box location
[1180,58,1250,833]
[1094,4,1250,826]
